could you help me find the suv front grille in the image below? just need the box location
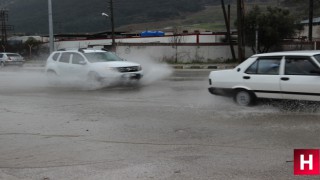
[117,66,139,73]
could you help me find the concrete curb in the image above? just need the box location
[23,63,45,67]
[24,63,237,69]
[170,64,237,69]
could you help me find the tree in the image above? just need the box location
[170,27,183,63]
[24,37,42,58]
[244,6,300,53]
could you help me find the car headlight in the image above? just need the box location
[106,67,118,71]
[138,65,142,71]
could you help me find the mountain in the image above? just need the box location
[1,0,317,35]
[1,0,216,34]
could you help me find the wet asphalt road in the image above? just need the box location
[0,69,320,180]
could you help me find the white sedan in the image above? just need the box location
[208,51,320,106]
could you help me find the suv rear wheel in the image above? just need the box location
[46,70,58,85]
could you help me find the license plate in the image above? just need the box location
[123,73,134,77]
[122,73,141,79]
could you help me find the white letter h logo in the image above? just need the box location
[300,154,313,170]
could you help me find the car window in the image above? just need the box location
[52,53,60,61]
[7,54,20,57]
[84,52,123,63]
[285,56,318,75]
[59,53,71,63]
[313,54,320,64]
[0,54,3,58]
[245,57,282,75]
[71,53,85,65]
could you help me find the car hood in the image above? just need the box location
[91,61,140,68]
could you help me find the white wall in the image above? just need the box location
[53,34,226,50]
[52,34,247,63]
[116,45,236,63]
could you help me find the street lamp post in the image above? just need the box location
[48,0,54,53]
[101,12,112,47]
[109,0,115,47]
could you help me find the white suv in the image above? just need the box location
[208,51,320,106]
[45,49,143,84]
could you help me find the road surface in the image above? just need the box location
[0,69,319,180]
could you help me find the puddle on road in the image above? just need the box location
[0,69,319,114]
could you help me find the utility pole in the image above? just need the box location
[308,0,313,42]
[237,0,245,62]
[221,0,236,61]
[255,25,259,54]
[109,0,115,48]
[0,9,14,50]
[48,0,54,53]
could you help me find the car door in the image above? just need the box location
[57,52,72,76]
[242,56,283,99]
[280,56,320,101]
[70,52,89,78]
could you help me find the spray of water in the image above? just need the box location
[116,50,173,85]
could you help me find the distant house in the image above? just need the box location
[300,17,320,41]
[8,36,47,43]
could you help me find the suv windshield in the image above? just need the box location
[314,54,320,64]
[84,52,123,63]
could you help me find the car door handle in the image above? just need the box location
[243,76,250,79]
[281,77,290,81]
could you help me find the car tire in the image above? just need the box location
[0,62,4,68]
[87,72,100,82]
[234,90,255,106]
[87,72,102,89]
[46,70,58,85]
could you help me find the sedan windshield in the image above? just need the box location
[314,54,320,64]
[84,52,123,63]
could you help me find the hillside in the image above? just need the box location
[1,0,215,34]
[0,0,318,35]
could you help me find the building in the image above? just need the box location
[300,17,320,41]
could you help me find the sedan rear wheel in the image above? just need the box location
[234,90,255,106]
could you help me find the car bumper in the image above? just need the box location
[3,61,25,66]
[120,73,143,80]
[208,87,234,96]
[99,71,143,83]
